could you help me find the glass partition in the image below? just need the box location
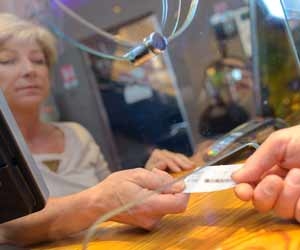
[1,1,299,250]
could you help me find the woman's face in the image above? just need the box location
[0,37,50,111]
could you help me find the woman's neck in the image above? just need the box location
[11,107,64,155]
[12,107,44,142]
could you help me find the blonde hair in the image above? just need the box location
[0,13,57,68]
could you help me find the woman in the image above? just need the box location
[0,13,191,247]
[0,13,195,197]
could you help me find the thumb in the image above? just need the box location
[233,133,289,183]
[130,168,182,193]
[151,168,185,193]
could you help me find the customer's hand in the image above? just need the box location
[88,168,189,230]
[145,149,195,173]
[232,125,300,221]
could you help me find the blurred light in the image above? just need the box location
[231,69,242,81]
[262,0,285,18]
[112,4,122,14]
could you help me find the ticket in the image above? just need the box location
[183,164,243,193]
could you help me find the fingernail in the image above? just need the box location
[232,170,242,180]
[185,163,194,169]
[172,181,185,192]
[263,182,275,196]
[173,167,181,173]
[152,168,161,173]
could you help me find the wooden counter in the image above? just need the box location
[33,188,300,250]
[33,142,300,250]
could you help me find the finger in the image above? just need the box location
[294,197,300,223]
[233,132,289,183]
[145,149,163,167]
[129,168,174,191]
[161,150,194,170]
[150,149,162,162]
[253,175,284,213]
[153,161,170,171]
[162,159,181,172]
[234,183,254,201]
[174,154,195,170]
[128,193,189,230]
[262,165,289,179]
[159,150,181,163]
[145,192,189,215]
[273,168,300,219]
[151,168,185,193]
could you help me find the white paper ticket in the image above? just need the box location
[183,164,243,193]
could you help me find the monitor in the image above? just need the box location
[0,90,48,223]
[281,0,300,62]
[250,0,300,124]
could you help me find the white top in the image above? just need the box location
[33,122,111,197]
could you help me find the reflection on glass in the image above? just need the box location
[198,4,254,138]
[82,14,194,168]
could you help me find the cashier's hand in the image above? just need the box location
[145,149,195,173]
[89,168,189,230]
[232,125,300,222]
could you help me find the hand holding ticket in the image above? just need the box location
[183,164,243,193]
